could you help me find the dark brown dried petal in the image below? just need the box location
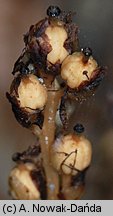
[12,145,41,163]
[30,169,47,200]
[58,10,75,24]
[64,23,79,53]
[12,50,36,76]
[59,95,68,130]
[25,19,51,73]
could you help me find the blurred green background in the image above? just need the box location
[0,0,113,199]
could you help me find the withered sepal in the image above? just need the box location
[12,49,36,76]
[12,144,41,164]
[59,94,68,130]
[31,169,47,200]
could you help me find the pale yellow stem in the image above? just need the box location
[40,89,63,199]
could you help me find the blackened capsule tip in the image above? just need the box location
[81,47,92,57]
[73,123,85,134]
[12,152,21,162]
[47,5,61,18]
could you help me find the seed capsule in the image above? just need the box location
[6,74,47,128]
[61,51,98,89]
[18,74,47,110]
[9,163,41,200]
[51,134,92,175]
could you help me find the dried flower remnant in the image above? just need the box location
[12,144,41,164]
[24,6,78,75]
[59,94,69,130]
[12,50,36,76]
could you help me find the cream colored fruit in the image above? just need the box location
[9,163,40,200]
[45,25,68,64]
[18,74,47,110]
[51,134,92,175]
[61,52,98,88]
